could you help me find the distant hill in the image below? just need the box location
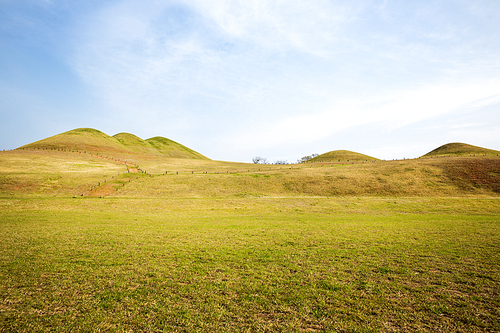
[308,150,379,163]
[422,143,500,158]
[18,128,209,160]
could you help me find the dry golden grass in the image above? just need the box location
[116,157,500,198]
[309,149,379,162]
[2,149,500,199]
[0,150,126,197]
[422,142,500,157]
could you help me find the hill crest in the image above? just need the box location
[18,128,209,160]
[422,143,500,157]
[308,150,379,163]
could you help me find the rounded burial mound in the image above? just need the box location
[18,128,209,159]
[146,137,209,159]
[308,150,380,163]
[422,143,500,157]
[18,128,125,153]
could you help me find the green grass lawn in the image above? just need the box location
[1,197,499,332]
[1,149,499,331]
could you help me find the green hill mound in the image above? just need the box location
[19,128,125,152]
[112,132,160,155]
[308,150,379,162]
[422,143,500,157]
[113,132,150,148]
[18,128,209,159]
[146,137,208,159]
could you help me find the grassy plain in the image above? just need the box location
[1,147,500,332]
[0,150,127,197]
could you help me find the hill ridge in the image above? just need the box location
[422,142,500,157]
[308,150,379,163]
[18,128,209,160]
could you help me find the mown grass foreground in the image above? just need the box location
[1,142,500,332]
[1,197,499,332]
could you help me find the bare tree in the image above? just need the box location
[252,157,269,164]
[297,153,319,163]
[274,160,288,165]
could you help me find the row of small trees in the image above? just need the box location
[296,153,318,163]
[252,153,318,165]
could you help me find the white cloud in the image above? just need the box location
[70,0,356,138]
[188,0,351,56]
[72,2,216,120]
[65,0,500,161]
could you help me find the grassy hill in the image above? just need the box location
[5,134,499,197]
[113,132,156,155]
[1,137,500,332]
[117,157,500,198]
[308,150,379,163]
[18,128,209,160]
[146,136,208,159]
[19,128,124,152]
[422,142,500,157]
[2,149,499,198]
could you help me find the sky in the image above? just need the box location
[1,0,499,162]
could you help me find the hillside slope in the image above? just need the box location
[422,143,500,157]
[18,128,209,160]
[308,150,379,163]
[146,136,208,159]
[115,157,500,198]
[2,149,499,198]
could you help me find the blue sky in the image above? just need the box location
[1,0,499,162]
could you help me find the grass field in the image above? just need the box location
[1,143,500,332]
[1,197,499,332]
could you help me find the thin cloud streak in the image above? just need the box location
[189,0,352,56]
